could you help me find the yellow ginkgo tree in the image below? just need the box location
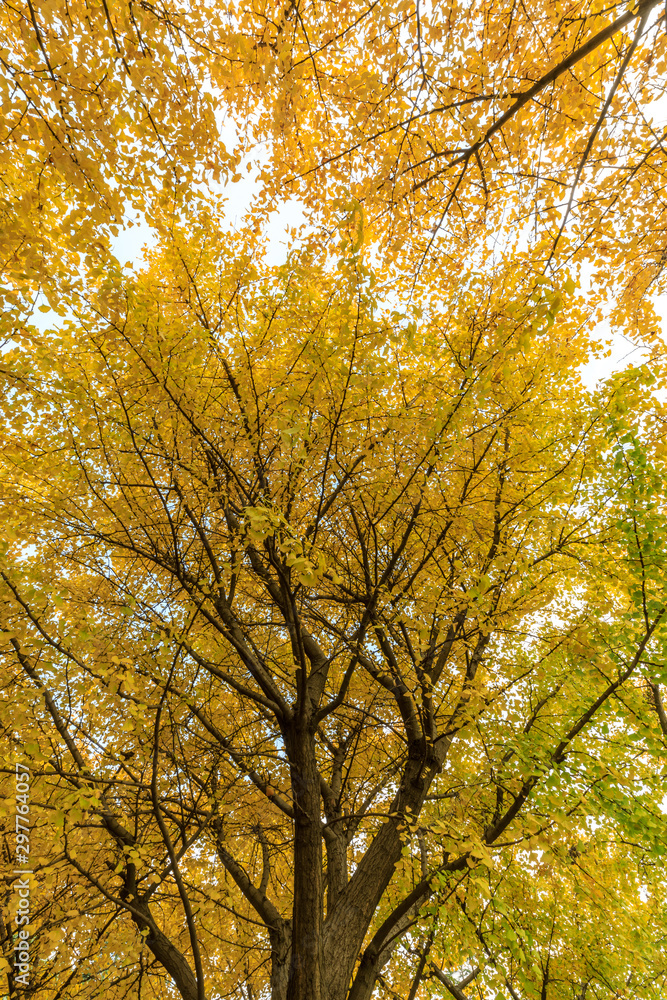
[3,2,667,1000]
[1,224,667,1000]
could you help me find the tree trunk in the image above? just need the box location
[286,725,324,1000]
[270,922,292,1000]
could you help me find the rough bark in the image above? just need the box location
[322,744,348,914]
[269,922,292,1000]
[286,724,325,1000]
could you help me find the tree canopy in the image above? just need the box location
[2,3,667,1000]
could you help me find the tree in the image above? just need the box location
[2,3,667,1000]
[2,230,667,1000]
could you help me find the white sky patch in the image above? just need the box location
[110,215,155,269]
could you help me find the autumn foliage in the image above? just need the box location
[2,3,667,1000]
